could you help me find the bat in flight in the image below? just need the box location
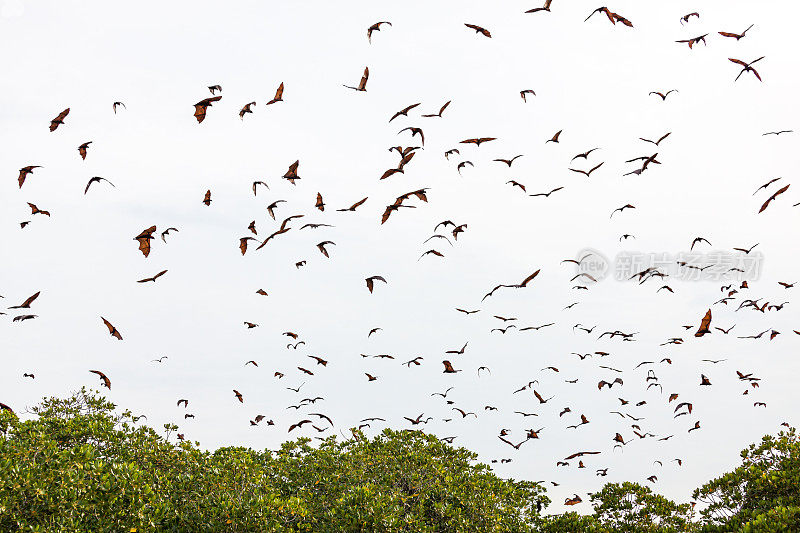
[84,176,115,194]
[18,166,42,188]
[398,126,424,145]
[585,7,632,27]
[343,67,369,91]
[137,270,168,283]
[317,241,335,258]
[266,82,284,105]
[367,21,392,43]
[442,360,461,373]
[50,108,70,131]
[26,202,50,217]
[649,90,678,100]
[101,317,123,340]
[610,204,635,217]
[337,197,368,212]
[193,96,222,123]
[758,184,790,213]
[421,100,451,118]
[695,309,712,337]
[729,57,765,82]
[389,103,420,122]
[676,35,707,49]
[529,186,564,198]
[283,160,300,184]
[90,370,111,390]
[161,227,178,243]
[8,291,40,309]
[569,162,604,177]
[134,226,157,257]
[239,102,256,119]
[78,141,92,160]
[546,130,562,143]
[640,132,671,146]
[459,137,496,147]
[525,0,553,14]
[494,155,523,167]
[719,24,754,40]
[366,276,387,293]
[464,23,491,38]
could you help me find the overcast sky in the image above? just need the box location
[2,0,799,511]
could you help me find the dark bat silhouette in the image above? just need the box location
[90,370,111,390]
[101,317,123,340]
[421,100,451,118]
[134,226,157,257]
[464,23,491,37]
[525,0,553,14]
[78,141,92,160]
[50,108,70,131]
[283,160,300,184]
[367,21,392,43]
[344,67,369,91]
[193,96,221,123]
[649,90,678,100]
[18,166,42,188]
[337,197,368,212]
[459,137,496,146]
[161,227,178,243]
[729,56,765,82]
[239,102,256,119]
[676,35,707,49]
[266,82,284,105]
[719,24,753,40]
[137,270,168,283]
[366,276,387,293]
[8,291,40,309]
[758,184,789,213]
[546,130,562,143]
[84,176,115,194]
[389,103,421,122]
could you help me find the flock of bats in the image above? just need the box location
[4,2,799,509]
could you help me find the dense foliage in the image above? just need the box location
[693,428,800,532]
[0,389,545,532]
[0,390,796,532]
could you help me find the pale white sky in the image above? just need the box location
[2,0,799,511]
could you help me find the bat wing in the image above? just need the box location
[101,317,123,340]
[358,67,369,90]
[519,269,541,286]
[694,309,712,337]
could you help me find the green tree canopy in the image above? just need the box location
[693,428,800,533]
[1,389,798,532]
[0,388,547,532]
